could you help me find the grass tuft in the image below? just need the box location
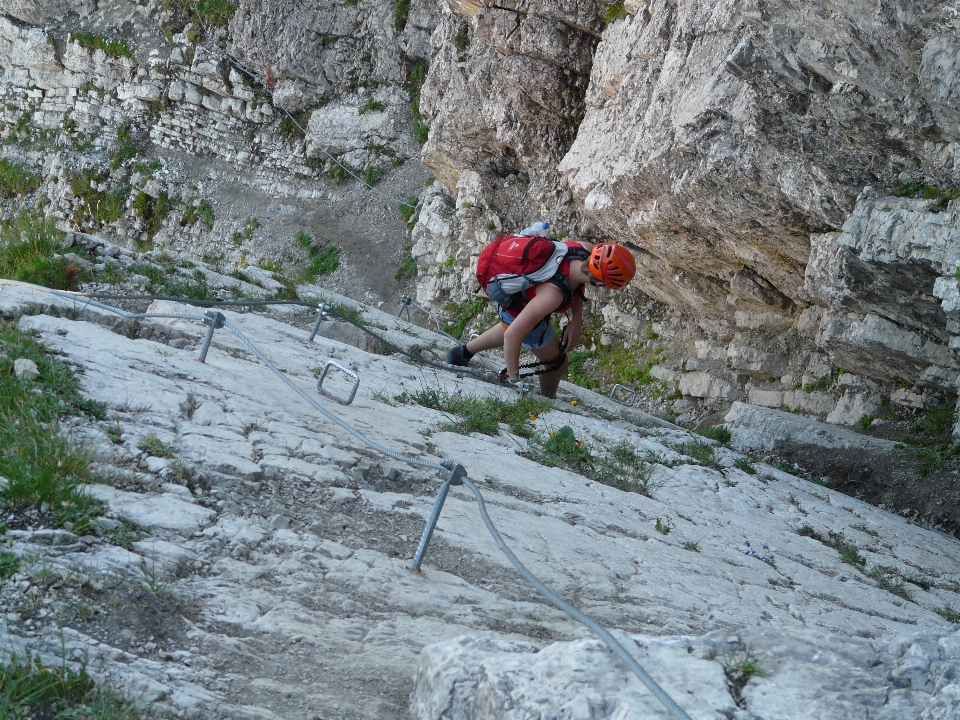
[297,233,340,281]
[603,2,628,25]
[70,32,132,59]
[695,425,731,444]
[0,653,141,719]
[396,387,550,439]
[196,0,236,26]
[1,322,108,534]
[0,158,40,198]
[136,433,173,458]
[181,201,215,231]
[0,213,79,290]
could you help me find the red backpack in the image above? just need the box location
[476,234,588,308]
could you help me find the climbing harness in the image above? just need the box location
[499,351,567,382]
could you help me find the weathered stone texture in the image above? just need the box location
[560,0,959,317]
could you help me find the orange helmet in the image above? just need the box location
[587,243,636,289]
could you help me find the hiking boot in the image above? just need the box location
[446,344,473,367]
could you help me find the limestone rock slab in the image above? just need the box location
[724,401,898,453]
[83,485,216,535]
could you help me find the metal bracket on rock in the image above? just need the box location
[197,310,226,363]
[316,361,360,406]
[610,383,638,407]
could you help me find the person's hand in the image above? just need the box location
[561,323,581,352]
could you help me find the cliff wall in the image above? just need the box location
[413,0,960,433]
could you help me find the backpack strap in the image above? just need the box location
[545,244,589,311]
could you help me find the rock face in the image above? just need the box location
[413,627,960,720]
[409,0,960,434]
[420,1,603,204]
[561,0,959,315]
[0,0,435,301]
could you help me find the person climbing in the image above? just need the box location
[446,229,636,398]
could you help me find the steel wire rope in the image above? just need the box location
[3,280,694,718]
[220,318,443,471]
[460,476,694,720]
[77,292,499,384]
[191,19,416,210]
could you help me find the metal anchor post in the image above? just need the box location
[308,303,329,342]
[411,461,466,570]
[397,295,412,319]
[197,310,225,363]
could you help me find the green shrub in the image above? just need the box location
[536,425,595,468]
[364,165,384,186]
[359,97,386,114]
[132,190,172,238]
[196,0,236,26]
[181,201,215,230]
[15,255,81,290]
[443,297,486,339]
[69,169,127,226]
[895,181,960,212]
[110,124,137,169]
[329,163,345,184]
[695,425,731,444]
[603,2,628,25]
[398,197,419,226]
[0,158,40,198]
[137,433,174,458]
[396,388,550,438]
[867,565,914,601]
[301,246,340,280]
[1,323,107,535]
[0,550,20,580]
[394,0,410,30]
[394,256,417,279]
[734,457,757,475]
[682,441,723,470]
[70,32,132,59]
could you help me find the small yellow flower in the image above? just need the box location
[550,431,556,436]
[570,400,578,406]
[529,414,538,421]
[577,440,585,447]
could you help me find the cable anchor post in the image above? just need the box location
[397,295,412,319]
[411,461,466,571]
[308,303,330,342]
[197,310,225,363]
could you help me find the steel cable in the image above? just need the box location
[78,292,499,384]
[3,281,695,718]
[220,318,443,471]
[461,476,694,720]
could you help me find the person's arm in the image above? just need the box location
[503,284,564,380]
[561,294,584,351]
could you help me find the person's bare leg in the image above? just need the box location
[465,323,505,354]
[532,338,568,399]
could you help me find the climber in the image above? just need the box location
[446,236,636,398]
